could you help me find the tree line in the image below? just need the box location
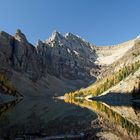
[0,73,20,97]
[132,82,140,99]
[65,60,140,98]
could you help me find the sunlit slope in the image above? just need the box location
[65,37,140,98]
[96,39,135,65]
[64,98,140,139]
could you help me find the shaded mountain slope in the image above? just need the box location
[0,29,139,97]
[0,30,99,97]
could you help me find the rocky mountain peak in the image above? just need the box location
[64,32,92,48]
[1,29,137,97]
[65,32,79,39]
[0,31,11,38]
[15,29,28,43]
[47,31,64,42]
[36,39,45,51]
[37,39,44,46]
[16,29,22,34]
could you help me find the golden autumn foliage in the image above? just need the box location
[0,73,20,97]
[65,60,140,98]
[65,98,140,137]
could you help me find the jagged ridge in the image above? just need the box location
[0,29,138,96]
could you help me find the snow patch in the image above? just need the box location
[73,50,79,56]
[67,48,71,53]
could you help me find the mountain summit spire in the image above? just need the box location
[15,29,28,43]
[47,31,64,42]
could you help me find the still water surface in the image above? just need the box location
[0,97,96,139]
[0,97,140,139]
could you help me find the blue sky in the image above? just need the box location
[0,0,140,46]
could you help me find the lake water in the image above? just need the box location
[0,97,96,139]
[0,97,140,140]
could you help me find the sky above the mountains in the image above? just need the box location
[0,0,140,46]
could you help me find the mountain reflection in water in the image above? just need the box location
[0,97,96,140]
[64,97,140,140]
[0,96,140,140]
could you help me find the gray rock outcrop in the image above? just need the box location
[0,29,99,96]
[37,31,98,80]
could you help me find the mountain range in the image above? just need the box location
[0,29,139,98]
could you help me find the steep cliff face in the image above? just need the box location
[37,31,98,80]
[0,29,138,96]
[0,29,99,96]
[0,30,42,80]
[0,30,99,80]
[0,31,13,70]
